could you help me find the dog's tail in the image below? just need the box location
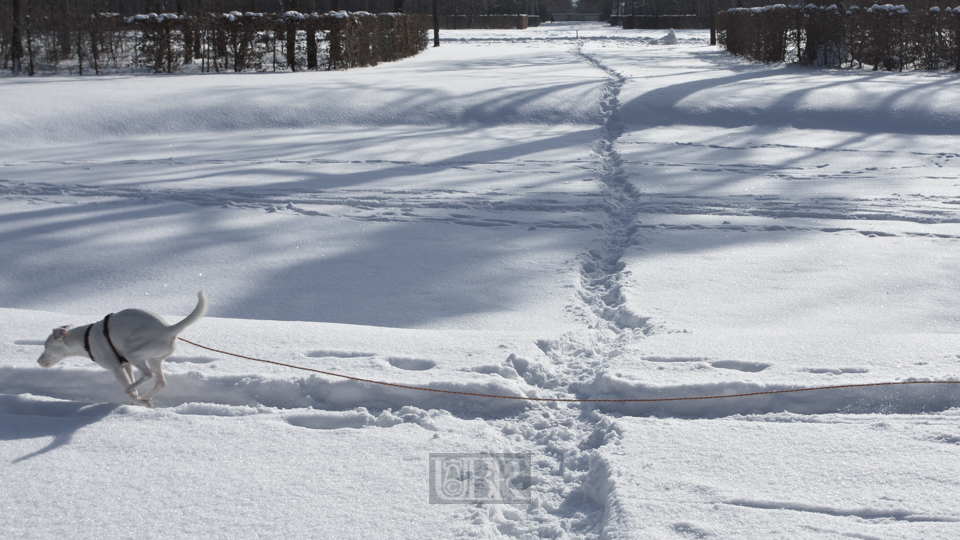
[168,291,207,336]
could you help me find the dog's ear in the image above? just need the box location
[53,326,72,340]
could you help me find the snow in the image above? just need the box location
[3,22,960,539]
[867,4,910,14]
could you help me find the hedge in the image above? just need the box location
[6,10,429,75]
[718,3,960,71]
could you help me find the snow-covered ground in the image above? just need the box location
[3,22,960,539]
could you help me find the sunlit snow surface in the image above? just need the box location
[2,22,960,539]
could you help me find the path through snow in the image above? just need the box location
[464,43,642,537]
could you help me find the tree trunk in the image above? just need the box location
[433,0,439,46]
[709,0,716,46]
[11,0,23,74]
[286,23,296,71]
[26,14,35,75]
[77,19,83,76]
[307,29,317,69]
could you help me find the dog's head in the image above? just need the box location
[37,326,74,368]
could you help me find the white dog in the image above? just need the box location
[38,291,207,408]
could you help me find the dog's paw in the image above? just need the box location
[127,396,154,408]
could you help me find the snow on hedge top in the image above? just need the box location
[221,11,265,21]
[727,4,788,13]
[867,4,910,14]
[124,12,179,23]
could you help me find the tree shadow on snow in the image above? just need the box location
[0,125,599,328]
[621,49,960,136]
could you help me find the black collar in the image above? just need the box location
[83,324,94,361]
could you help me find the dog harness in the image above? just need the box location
[83,314,130,365]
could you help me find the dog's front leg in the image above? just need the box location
[121,363,141,405]
[126,366,155,408]
[108,367,141,406]
[122,363,138,393]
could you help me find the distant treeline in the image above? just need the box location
[719,2,960,71]
[4,10,429,75]
[611,14,707,29]
[437,14,538,29]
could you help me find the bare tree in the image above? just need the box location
[709,0,715,45]
[11,0,23,74]
[432,0,439,45]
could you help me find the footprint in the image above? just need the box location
[306,350,375,359]
[467,364,520,380]
[536,340,557,354]
[165,356,217,364]
[931,433,960,445]
[710,360,770,373]
[643,356,709,363]
[286,410,374,430]
[804,367,869,375]
[672,522,712,539]
[174,403,259,416]
[387,357,437,371]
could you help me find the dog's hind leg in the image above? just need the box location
[138,358,167,406]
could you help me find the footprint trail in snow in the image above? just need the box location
[465,43,649,539]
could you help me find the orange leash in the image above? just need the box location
[177,337,960,403]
